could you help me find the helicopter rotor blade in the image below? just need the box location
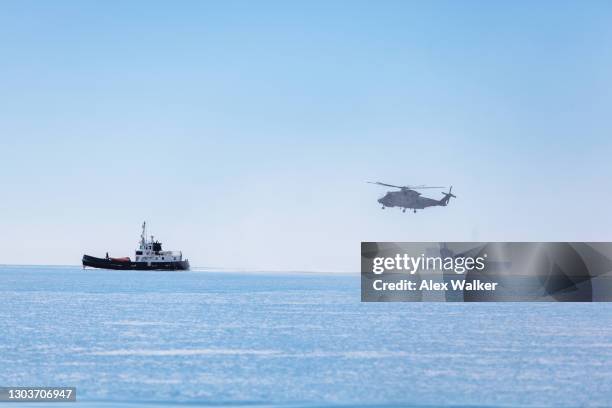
[410,186,446,189]
[367,181,405,189]
[367,181,446,190]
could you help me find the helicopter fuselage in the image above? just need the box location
[378,190,444,212]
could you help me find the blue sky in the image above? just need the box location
[1,1,611,270]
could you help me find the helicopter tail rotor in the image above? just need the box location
[440,186,456,206]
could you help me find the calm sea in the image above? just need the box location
[1,266,611,407]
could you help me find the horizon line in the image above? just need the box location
[0,263,358,275]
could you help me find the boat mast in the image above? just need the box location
[141,221,146,248]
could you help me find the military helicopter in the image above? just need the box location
[368,181,456,213]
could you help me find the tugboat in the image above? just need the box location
[82,222,190,271]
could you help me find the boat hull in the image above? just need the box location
[82,255,190,271]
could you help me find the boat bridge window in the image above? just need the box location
[136,251,142,255]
